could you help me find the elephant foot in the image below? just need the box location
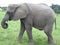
[17,37,22,42]
[48,40,56,45]
[28,40,34,45]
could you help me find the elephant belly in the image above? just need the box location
[33,24,44,30]
[33,18,47,30]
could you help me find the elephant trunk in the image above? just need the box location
[1,14,9,29]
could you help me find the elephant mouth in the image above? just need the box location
[1,21,8,29]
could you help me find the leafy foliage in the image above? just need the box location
[51,4,60,14]
[0,7,7,11]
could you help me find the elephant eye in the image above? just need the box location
[7,11,13,14]
[7,12,10,14]
[7,11,14,21]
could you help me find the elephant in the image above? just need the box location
[1,3,56,45]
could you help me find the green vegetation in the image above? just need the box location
[0,11,60,45]
[51,4,60,14]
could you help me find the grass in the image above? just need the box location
[0,11,60,45]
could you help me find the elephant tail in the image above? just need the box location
[55,18,57,29]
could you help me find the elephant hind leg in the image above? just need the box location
[44,24,55,44]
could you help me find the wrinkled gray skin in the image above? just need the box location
[1,3,56,45]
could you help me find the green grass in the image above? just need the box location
[0,11,60,45]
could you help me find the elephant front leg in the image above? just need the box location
[18,21,25,42]
[25,24,34,45]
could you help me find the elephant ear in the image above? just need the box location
[13,3,29,20]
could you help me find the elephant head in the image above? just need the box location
[1,4,28,29]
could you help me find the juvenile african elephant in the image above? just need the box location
[1,3,56,45]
